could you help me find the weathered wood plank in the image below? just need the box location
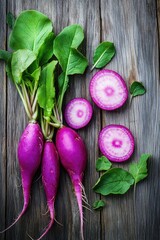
[100,0,160,240]
[0,0,7,239]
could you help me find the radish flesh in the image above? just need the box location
[99,124,134,162]
[64,98,93,129]
[37,141,60,240]
[56,126,87,240]
[89,69,128,110]
[0,122,43,233]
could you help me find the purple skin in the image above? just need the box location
[64,98,93,129]
[37,141,60,240]
[89,69,128,110]
[0,122,43,233]
[56,126,87,240]
[99,124,135,162]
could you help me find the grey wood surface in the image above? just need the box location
[0,0,159,240]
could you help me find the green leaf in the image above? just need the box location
[53,25,88,111]
[53,24,85,72]
[92,200,106,210]
[91,42,116,70]
[96,156,112,171]
[27,60,39,74]
[9,10,53,54]
[31,67,41,92]
[11,49,36,84]
[129,154,151,184]
[93,168,134,196]
[37,60,57,119]
[6,62,13,79]
[129,81,146,97]
[31,67,41,81]
[58,72,69,94]
[67,48,88,75]
[0,50,12,62]
[38,32,55,66]
[6,12,15,29]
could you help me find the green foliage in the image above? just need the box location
[9,10,53,55]
[53,24,88,112]
[129,154,151,184]
[6,12,15,29]
[129,81,146,97]
[96,156,112,171]
[11,49,36,84]
[38,32,55,66]
[37,60,57,119]
[91,42,116,70]
[92,200,106,210]
[93,168,134,196]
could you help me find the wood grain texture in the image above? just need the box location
[100,0,160,240]
[0,0,6,239]
[0,0,159,239]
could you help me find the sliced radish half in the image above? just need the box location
[64,98,93,129]
[99,124,134,162]
[89,69,128,110]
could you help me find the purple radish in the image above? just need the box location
[0,122,43,233]
[56,126,87,240]
[37,141,60,240]
[64,98,93,129]
[89,69,128,110]
[99,124,134,162]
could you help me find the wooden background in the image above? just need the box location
[0,0,159,239]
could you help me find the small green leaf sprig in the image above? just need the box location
[91,42,116,71]
[92,154,151,210]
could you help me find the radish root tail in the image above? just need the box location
[74,181,85,240]
[0,203,28,233]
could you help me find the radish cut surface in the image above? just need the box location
[89,69,128,110]
[99,125,134,162]
[64,98,93,129]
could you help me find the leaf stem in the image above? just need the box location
[15,83,32,119]
[31,84,37,105]
[57,73,68,120]
[40,110,46,138]
[32,92,38,114]
[21,82,32,115]
[48,122,60,128]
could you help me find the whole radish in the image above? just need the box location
[37,141,60,240]
[0,122,43,233]
[56,126,87,240]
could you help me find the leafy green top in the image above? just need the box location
[129,154,151,184]
[91,41,116,71]
[129,81,146,98]
[9,10,53,55]
[53,24,88,117]
[96,156,112,171]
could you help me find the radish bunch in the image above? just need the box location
[0,9,142,240]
